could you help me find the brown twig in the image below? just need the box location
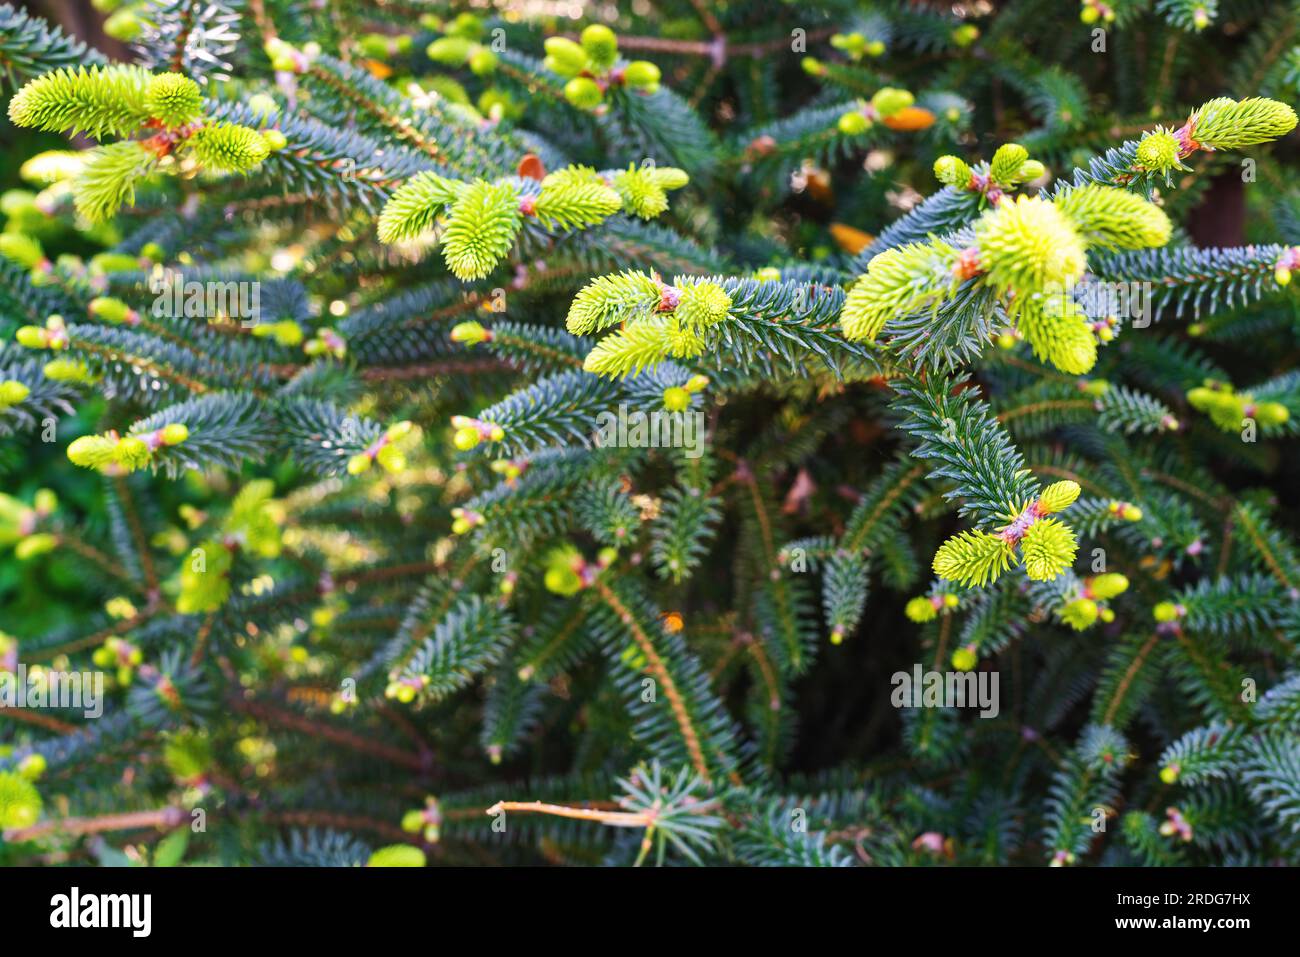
[114,476,158,592]
[4,806,184,843]
[485,800,653,827]
[231,695,428,770]
[0,706,80,734]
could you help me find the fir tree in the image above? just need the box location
[1,0,1299,869]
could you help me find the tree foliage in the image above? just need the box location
[1,0,1299,868]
